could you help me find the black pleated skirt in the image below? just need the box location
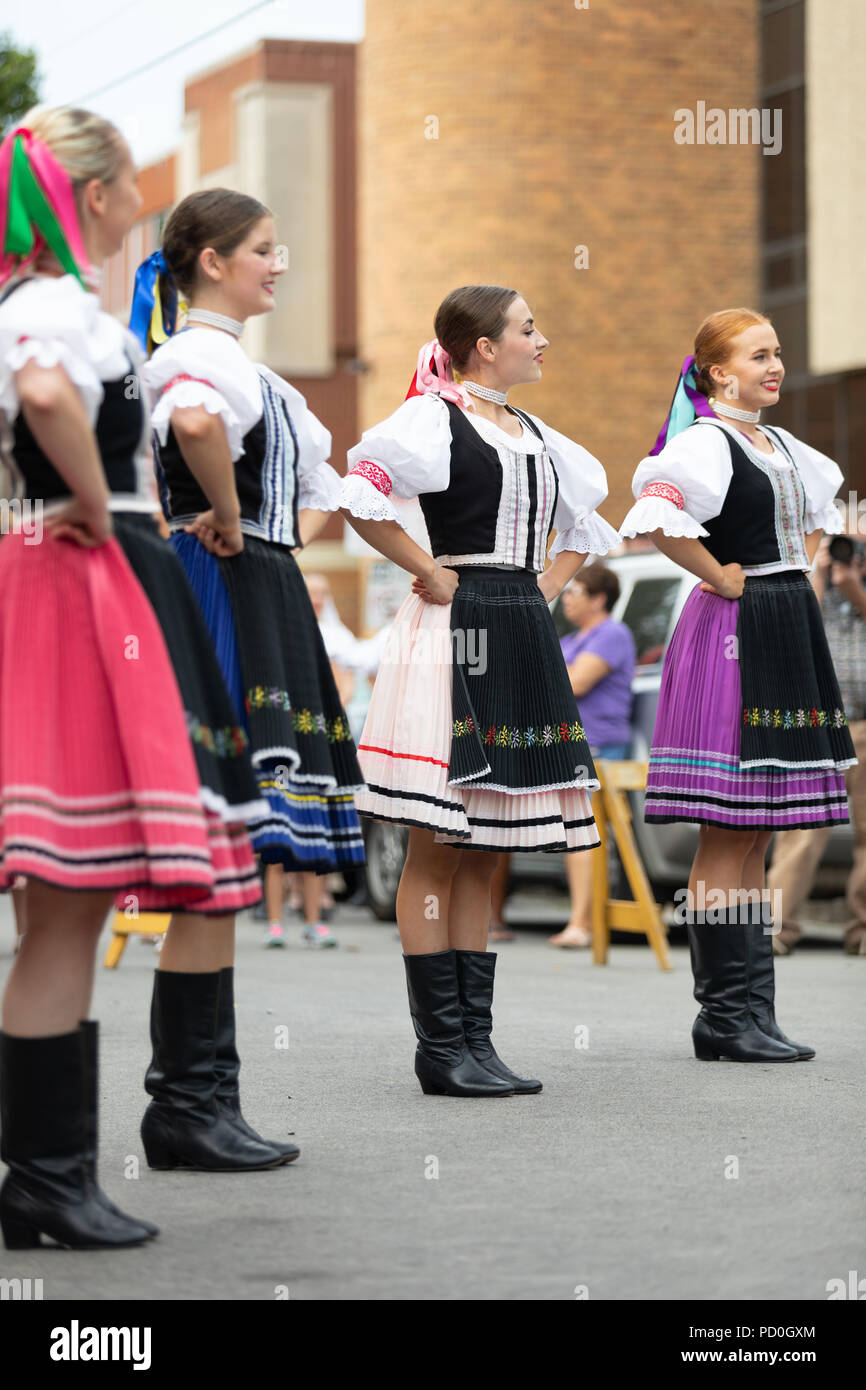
[113,514,264,824]
[738,571,856,769]
[448,567,598,793]
[171,532,366,871]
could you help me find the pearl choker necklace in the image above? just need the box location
[186,308,244,338]
[709,397,760,424]
[462,380,509,405]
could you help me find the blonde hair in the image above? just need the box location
[693,308,772,398]
[21,105,126,197]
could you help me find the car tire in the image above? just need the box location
[363,820,409,921]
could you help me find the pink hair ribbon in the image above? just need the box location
[0,127,95,289]
[404,338,474,409]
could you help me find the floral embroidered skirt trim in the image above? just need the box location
[0,527,260,913]
[356,567,600,852]
[171,533,366,872]
[646,572,856,830]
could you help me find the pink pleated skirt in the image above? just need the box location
[0,529,259,912]
[356,587,599,852]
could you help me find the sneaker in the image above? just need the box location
[302,923,339,949]
[264,922,287,948]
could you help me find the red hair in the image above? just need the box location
[693,308,773,398]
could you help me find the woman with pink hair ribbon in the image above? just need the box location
[339,286,621,1098]
[0,110,295,1253]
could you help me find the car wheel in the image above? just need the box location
[364,821,409,921]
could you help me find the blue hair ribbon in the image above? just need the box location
[129,249,179,354]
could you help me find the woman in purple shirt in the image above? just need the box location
[550,564,636,946]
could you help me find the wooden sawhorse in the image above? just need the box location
[589,759,672,971]
[103,911,170,969]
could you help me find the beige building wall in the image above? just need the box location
[235,82,335,375]
[806,0,866,376]
[176,76,334,377]
[359,0,762,522]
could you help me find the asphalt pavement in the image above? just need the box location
[0,893,862,1301]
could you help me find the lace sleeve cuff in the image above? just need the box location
[1,337,103,425]
[339,469,407,529]
[619,491,709,539]
[549,510,621,558]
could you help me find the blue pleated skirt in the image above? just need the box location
[171,533,366,873]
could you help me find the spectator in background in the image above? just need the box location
[548,563,637,948]
[767,535,866,956]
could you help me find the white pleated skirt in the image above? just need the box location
[355,588,600,853]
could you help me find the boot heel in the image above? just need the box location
[142,1143,179,1170]
[140,1126,180,1170]
[1,1216,40,1249]
[417,1077,447,1096]
[693,1040,720,1061]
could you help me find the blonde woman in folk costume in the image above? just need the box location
[340,286,621,1098]
[620,309,854,1064]
[0,107,290,1253]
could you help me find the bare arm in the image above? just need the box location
[804,530,823,566]
[538,550,588,604]
[15,361,111,546]
[649,533,744,598]
[170,405,242,556]
[297,509,333,548]
[341,512,457,604]
[811,536,831,603]
[568,651,612,698]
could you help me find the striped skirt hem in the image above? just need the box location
[645,747,849,829]
[647,580,853,830]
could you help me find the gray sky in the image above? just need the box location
[8,0,364,166]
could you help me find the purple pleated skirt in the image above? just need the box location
[646,581,852,829]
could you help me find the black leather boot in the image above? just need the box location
[0,1030,155,1249]
[404,951,514,1096]
[214,968,299,1163]
[80,1021,159,1237]
[455,950,542,1094]
[140,971,289,1170]
[740,910,816,1059]
[686,912,801,1062]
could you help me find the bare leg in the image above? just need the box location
[741,830,774,894]
[159,913,235,972]
[689,825,761,901]
[300,872,323,926]
[448,850,500,951]
[286,872,302,911]
[264,863,286,925]
[2,881,114,1036]
[11,882,26,954]
[396,827,459,954]
[549,849,595,946]
[488,853,511,932]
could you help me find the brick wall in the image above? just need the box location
[359,0,761,524]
